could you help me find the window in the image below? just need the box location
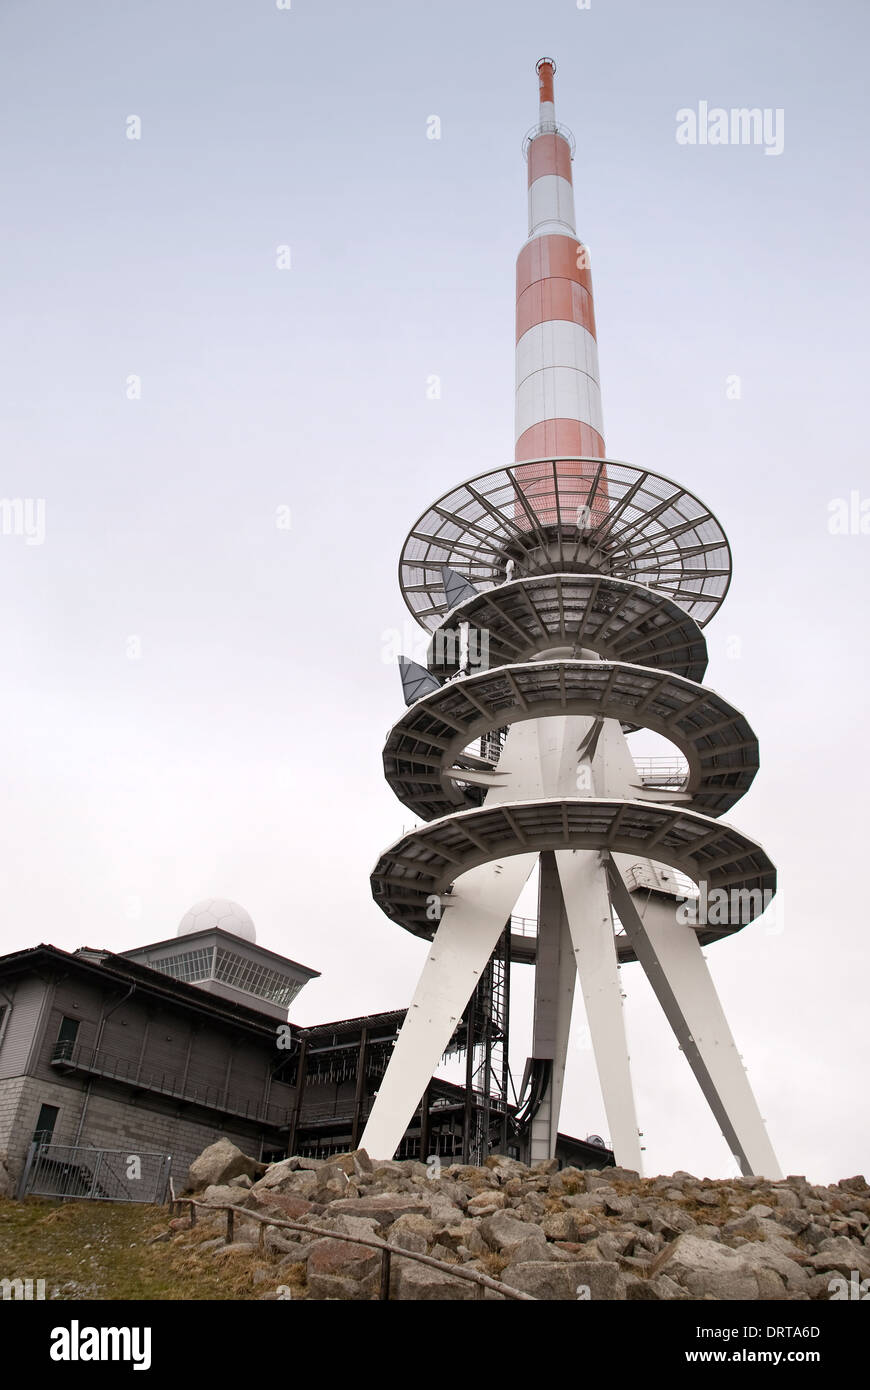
[33,1103,59,1146]
[54,1016,79,1062]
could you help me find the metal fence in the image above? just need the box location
[19,1142,172,1204]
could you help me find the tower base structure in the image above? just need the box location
[361,459,782,1179]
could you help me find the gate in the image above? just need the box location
[19,1143,172,1203]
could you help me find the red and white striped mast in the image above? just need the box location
[515,58,605,470]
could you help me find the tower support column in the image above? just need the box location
[607,861,782,1179]
[528,852,577,1162]
[556,848,644,1171]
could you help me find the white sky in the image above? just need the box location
[0,0,867,1183]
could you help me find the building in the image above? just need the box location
[0,899,612,1199]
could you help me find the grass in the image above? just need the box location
[0,1197,280,1300]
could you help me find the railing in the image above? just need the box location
[50,1042,293,1128]
[632,756,689,788]
[510,915,538,938]
[169,1197,535,1302]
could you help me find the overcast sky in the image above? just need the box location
[0,0,867,1183]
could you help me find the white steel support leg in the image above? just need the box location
[606,862,782,1179]
[359,850,538,1159]
[360,719,543,1160]
[556,848,644,1172]
[529,852,577,1163]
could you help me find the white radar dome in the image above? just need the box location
[177,898,256,943]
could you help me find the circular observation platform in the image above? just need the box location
[426,573,708,684]
[370,799,776,964]
[383,659,758,822]
[399,459,732,632]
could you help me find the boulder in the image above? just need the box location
[467,1190,507,1216]
[804,1236,870,1280]
[328,1194,431,1226]
[626,1273,691,1301]
[305,1238,380,1300]
[484,1155,529,1179]
[393,1262,478,1300]
[479,1211,548,1255]
[657,1233,788,1300]
[187,1139,261,1193]
[541,1211,586,1242]
[503,1259,625,1301]
[387,1212,437,1247]
[253,1192,317,1221]
[317,1213,382,1242]
[253,1160,319,1195]
[200,1183,258,1210]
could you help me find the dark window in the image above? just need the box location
[0,1004,7,1037]
[54,1016,79,1061]
[33,1103,59,1145]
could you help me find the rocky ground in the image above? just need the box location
[174,1139,870,1300]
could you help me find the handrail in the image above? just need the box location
[170,1196,536,1302]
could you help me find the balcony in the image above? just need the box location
[50,1041,292,1130]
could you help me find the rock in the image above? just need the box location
[325,1150,372,1176]
[838,1175,869,1195]
[387,1213,436,1247]
[253,1163,320,1197]
[564,1193,607,1213]
[584,1173,616,1192]
[187,1139,261,1193]
[393,1262,478,1300]
[657,1233,793,1300]
[432,1219,485,1255]
[389,1229,428,1255]
[211,1245,256,1261]
[427,1197,465,1227]
[264,1229,314,1257]
[541,1211,588,1242]
[484,1156,529,1179]
[253,1192,318,1221]
[305,1238,381,1300]
[467,1190,507,1215]
[602,1194,634,1217]
[607,1166,641,1183]
[479,1211,548,1255]
[549,1166,587,1195]
[771,1187,801,1209]
[804,1237,870,1280]
[595,1231,632,1262]
[626,1273,691,1301]
[723,1212,762,1239]
[531,1159,559,1174]
[328,1194,431,1226]
[429,1242,461,1265]
[200,1183,257,1210]
[318,1214,382,1243]
[688,1189,722,1208]
[503,1259,625,1301]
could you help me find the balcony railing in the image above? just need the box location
[632,756,689,788]
[50,1041,292,1129]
